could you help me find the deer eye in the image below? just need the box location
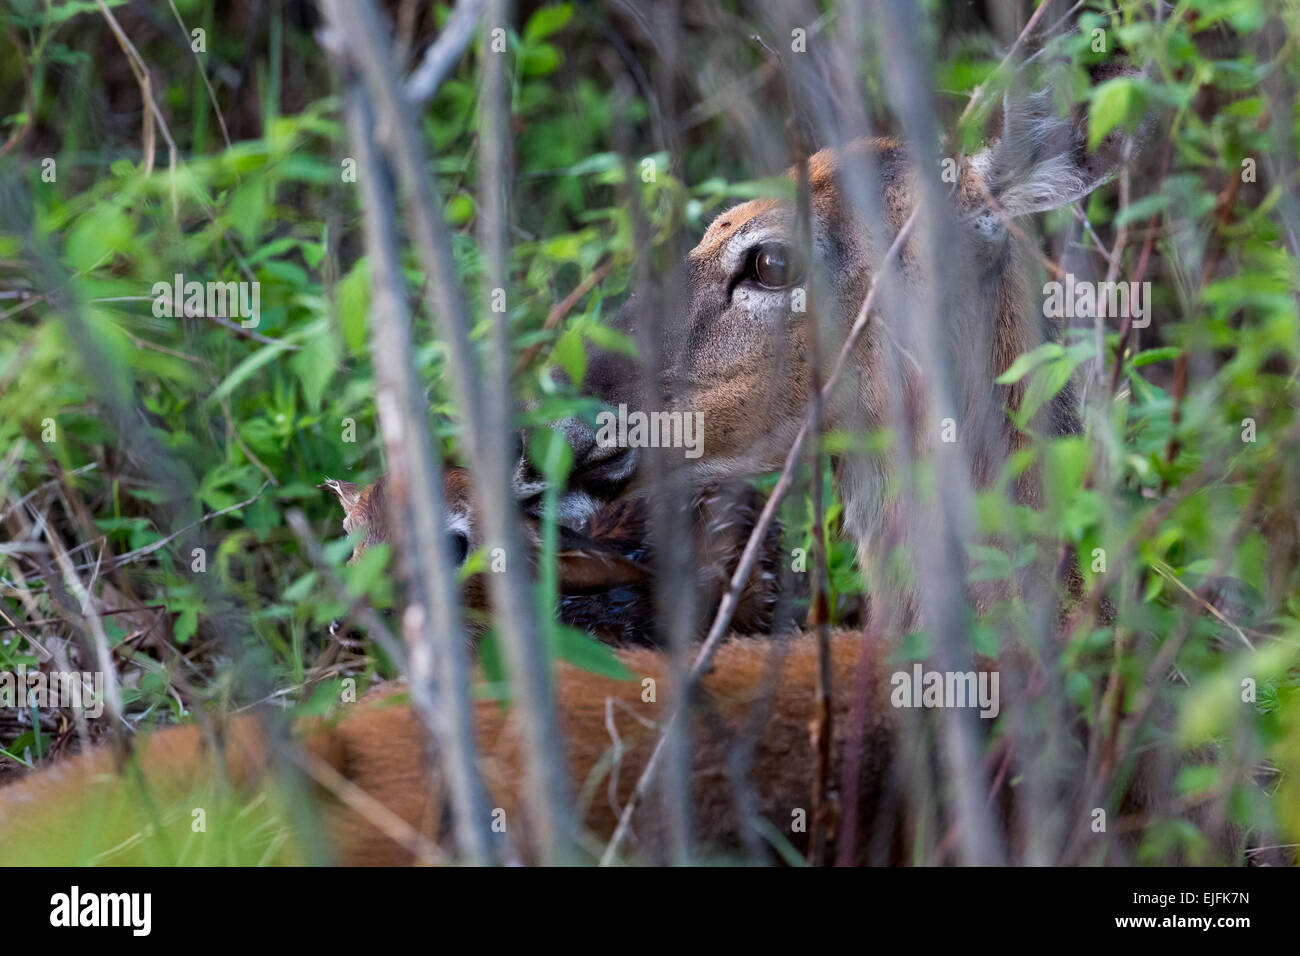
[449,531,470,566]
[747,242,801,290]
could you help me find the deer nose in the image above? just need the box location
[449,530,470,566]
[570,443,638,500]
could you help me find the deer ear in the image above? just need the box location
[973,81,1145,219]
[556,547,649,591]
[319,478,360,511]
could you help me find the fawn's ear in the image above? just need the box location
[319,478,360,510]
[970,74,1146,219]
[319,478,364,534]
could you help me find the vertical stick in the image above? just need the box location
[870,0,1006,866]
[323,0,574,862]
[340,79,492,865]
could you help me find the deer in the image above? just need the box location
[7,80,1243,867]
[556,80,1149,635]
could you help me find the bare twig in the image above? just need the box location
[0,463,98,525]
[289,747,447,865]
[763,28,835,864]
[4,481,270,586]
[285,510,408,668]
[167,0,233,151]
[1151,561,1254,651]
[402,0,486,105]
[0,604,165,634]
[514,255,615,376]
[329,67,492,863]
[873,0,1005,867]
[94,0,173,195]
[322,0,574,863]
[91,295,301,350]
[956,0,1058,127]
[31,514,127,737]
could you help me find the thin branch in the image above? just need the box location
[763,27,834,865]
[402,0,486,105]
[956,0,1059,127]
[289,747,447,865]
[167,0,233,151]
[94,0,174,198]
[514,255,615,376]
[1151,561,1254,651]
[30,512,127,738]
[3,481,270,586]
[323,0,575,863]
[0,463,98,525]
[285,510,409,668]
[329,64,492,863]
[0,603,165,634]
[92,296,301,350]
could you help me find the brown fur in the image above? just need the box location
[0,630,895,865]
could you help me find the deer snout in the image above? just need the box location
[519,415,640,520]
[571,442,638,501]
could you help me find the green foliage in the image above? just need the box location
[0,0,1297,865]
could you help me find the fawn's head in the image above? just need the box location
[320,468,649,623]
[319,469,787,643]
[320,470,479,568]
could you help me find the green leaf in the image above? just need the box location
[966,544,1013,582]
[551,624,633,679]
[336,257,370,352]
[1176,765,1219,797]
[523,3,573,42]
[65,205,132,272]
[1089,77,1135,150]
[521,43,560,77]
[550,326,586,384]
[995,343,1063,386]
[344,542,392,600]
[1016,345,1092,422]
[1114,192,1173,228]
[174,608,198,644]
[290,318,341,410]
[1131,346,1181,368]
[207,338,293,404]
[581,323,637,356]
[445,192,475,226]
[227,178,267,243]
[283,571,318,603]
[476,628,509,697]
[528,427,575,485]
[260,259,309,287]
[1044,435,1090,507]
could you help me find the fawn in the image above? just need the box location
[320,467,787,644]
